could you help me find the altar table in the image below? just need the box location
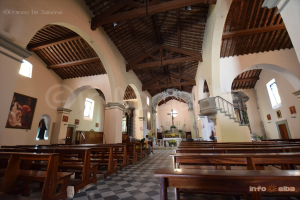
[163,138,182,147]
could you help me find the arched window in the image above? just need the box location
[266,79,282,109]
[84,98,94,120]
[36,115,51,140]
[19,60,32,78]
[147,97,149,105]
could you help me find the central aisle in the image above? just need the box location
[69,149,238,200]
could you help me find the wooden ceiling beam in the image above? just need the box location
[143,81,195,91]
[233,77,259,83]
[27,35,81,51]
[128,45,160,64]
[169,72,194,82]
[127,55,200,70]
[48,57,100,69]
[91,0,216,30]
[162,44,202,59]
[152,15,162,44]
[143,74,167,86]
[222,24,286,39]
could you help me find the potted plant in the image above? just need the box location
[257,135,264,142]
[168,139,177,147]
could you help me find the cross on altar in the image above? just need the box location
[167,109,177,125]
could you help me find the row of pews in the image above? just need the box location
[154,140,300,200]
[0,141,152,200]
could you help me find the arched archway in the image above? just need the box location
[36,114,51,141]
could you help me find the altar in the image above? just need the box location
[163,138,182,147]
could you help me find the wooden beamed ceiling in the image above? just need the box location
[84,0,215,96]
[124,85,137,100]
[27,25,106,79]
[222,0,293,90]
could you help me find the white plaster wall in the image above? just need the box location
[255,70,300,139]
[220,49,300,93]
[68,88,105,132]
[157,100,191,132]
[1,53,62,145]
[232,89,264,137]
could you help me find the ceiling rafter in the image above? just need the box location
[233,77,259,83]
[222,24,286,39]
[91,0,216,30]
[48,57,100,69]
[27,35,81,51]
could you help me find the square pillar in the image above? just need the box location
[103,103,125,143]
[52,108,72,144]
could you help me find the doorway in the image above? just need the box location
[275,120,292,139]
[65,124,76,144]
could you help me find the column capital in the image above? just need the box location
[105,102,125,111]
[293,90,300,101]
[138,117,145,121]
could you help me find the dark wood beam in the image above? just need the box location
[222,24,286,39]
[91,0,216,30]
[48,57,100,69]
[143,81,195,90]
[143,74,167,86]
[128,55,200,70]
[162,44,201,57]
[233,77,259,83]
[169,72,194,82]
[152,15,162,44]
[125,91,135,94]
[128,19,145,53]
[27,35,81,51]
[128,45,160,64]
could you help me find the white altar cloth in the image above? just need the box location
[163,138,183,147]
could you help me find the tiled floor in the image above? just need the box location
[26,148,299,200]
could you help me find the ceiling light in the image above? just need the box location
[113,22,117,27]
[186,6,192,11]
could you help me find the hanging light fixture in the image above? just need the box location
[186,5,192,11]
[113,22,117,27]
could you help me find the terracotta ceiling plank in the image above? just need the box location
[27,35,81,51]
[276,30,287,50]
[44,47,60,64]
[228,2,237,32]
[162,44,201,57]
[269,7,278,26]
[91,0,215,29]
[246,0,256,29]
[222,24,286,39]
[263,9,272,27]
[233,77,259,83]
[240,0,249,30]
[222,38,229,57]
[152,15,162,44]
[129,45,160,64]
[265,31,277,51]
[252,0,262,28]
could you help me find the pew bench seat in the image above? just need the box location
[0,194,37,200]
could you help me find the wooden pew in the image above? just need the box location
[177,144,300,149]
[0,152,72,200]
[0,194,37,200]
[26,147,98,192]
[125,142,137,164]
[170,152,300,170]
[154,168,300,200]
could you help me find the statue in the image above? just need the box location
[37,118,47,140]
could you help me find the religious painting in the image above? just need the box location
[62,115,69,122]
[267,114,271,121]
[276,110,282,119]
[147,111,151,130]
[95,123,99,127]
[6,92,37,130]
[289,106,296,114]
[75,119,80,125]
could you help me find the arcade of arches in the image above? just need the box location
[0,0,299,145]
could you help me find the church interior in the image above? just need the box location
[0,0,300,199]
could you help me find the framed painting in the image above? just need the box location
[75,119,80,125]
[276,110,282,119]
[95,123,99,127]
[62,115,69,122]
[289,106,296,114]
[6,92,37,129]
[267,114,271,121]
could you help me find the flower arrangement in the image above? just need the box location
[168,139,177,146]
[170,125,177,129]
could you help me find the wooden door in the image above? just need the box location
[66,127,74,144]
[278,124,289,139]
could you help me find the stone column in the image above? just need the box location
[53,108,72,144]
[293,90,300,102]
[0,35,32,145]
[151,110,157,138]
[138,117,145,139]
[103,103,125,143]
[189,108,197,139]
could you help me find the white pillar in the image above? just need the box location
[103,103,124,143]
[0,35,32,145]
[53,108,72,144]
[263,0,300,63]
[151,110,157,137]
[189,108,197,139]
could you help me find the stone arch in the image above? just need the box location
[36,114,51,140]
[125,84,143,117]
[224,64,300,93]
[63,85,106,109]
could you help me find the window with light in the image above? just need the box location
[266,79,282,109]
[19,60,32,78]
[147,97,149,106]
[84,98,94,120]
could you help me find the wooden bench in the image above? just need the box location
[170,152,300,170]
[0,152,72,200]
[154,168,300,200]
[26,147,98,192]
[0,194,37,200]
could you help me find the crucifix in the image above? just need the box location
[167,109,177,125]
